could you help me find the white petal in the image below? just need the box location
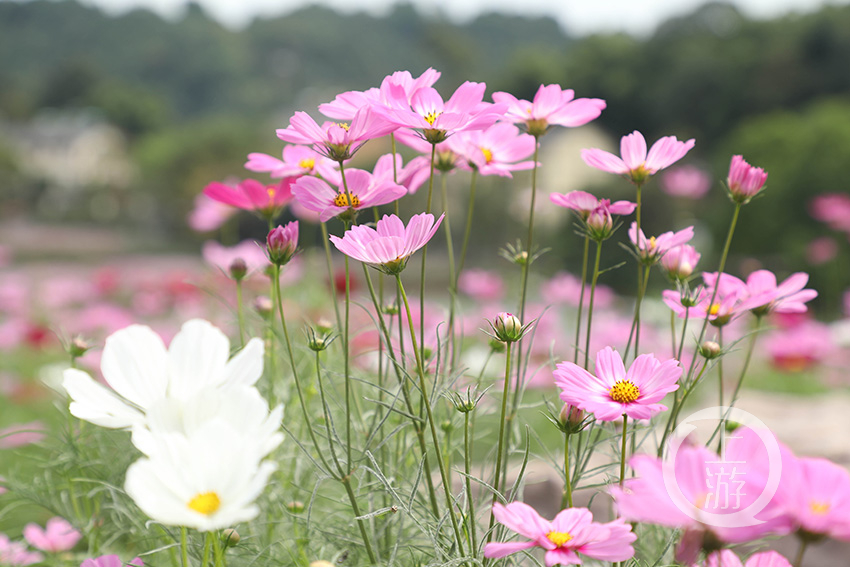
[101,324,169,409]
[221,338,264,387]
[63,368,144,429]
[167,319,230,398]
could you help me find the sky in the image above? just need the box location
[72,0,845,36]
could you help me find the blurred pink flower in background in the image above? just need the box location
[203,177,294,218]
[806,236,838,265]
[810,192,850,233]
[541,272,615,308]
[763,321,835,372]
[23,517,81,552]
[0,534,43,565]
[458,269,504,302]
[186,193,236,233]
[694,550,791,567]
[202,240,268,277]
[660,165,711,199]
[81,555,144,567]
[582,130,695,184]
[0,421,46,448]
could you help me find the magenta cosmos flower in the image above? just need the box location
[23,517,81,552]
[493,84,606,137]
[275,108,396,162]
[582,130,696,185]
[483,502,635,566]
[203,178,294,220]
[695,550,791,567]
[727,155,767,204]
[553,346,681,421]
[379,81,504,144]
[291,168,407,222]
[447,122,536,177]
[329,212,444,275]
[245,145,340,184]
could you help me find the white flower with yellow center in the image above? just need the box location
[62,319,264,429]
[124,419,276,531]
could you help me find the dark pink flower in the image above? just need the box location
[483,502,635,566]
[329,213,443,275]
[582,131,695,185]
[554,346,681,421]
[292,169,406,222]
[492,84,606,137]
[203,178,294,219]
[727,155,767,204]
[23,517,81,552]
[661,165,712,199]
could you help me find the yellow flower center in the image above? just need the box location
[333,193,361,208]
[299,158,315,170]
[546,531,573,547]
[709,303,721,316]
[266,185,277,204]
[423,111,441,126]
[335,122,350,131]
[648,236,657,249]
[188,491,221,515]
[810,501,830,515]
[481,147,493,164]
[609,380,640,404]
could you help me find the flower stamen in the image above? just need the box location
[333,193,361,208]
[546,531,573,547]
[188,491,221,515]
[609,380,640,404]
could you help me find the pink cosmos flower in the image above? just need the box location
[806,236,838,265]
[0,421,46,448]
[694,550,791,567]
[553,346,681,421]
[492,84,606,137]
[763,321,834,372]
[266,221,299,266]
[483,502,635,566]
[275,107,396,161]
[661,244,701,280]
[371,153,431,194]
[291,168,407,222]
[81,555,144,567]
[727,155,768,204]
[23,517,81,552]
[0,534,43,565]
[329,213,443,275]
[541,272,615,308]
[201,240,268,279]
[735,270,818,315]
[186,193,236,233]
[629,222,695,264]
[661,165,712,199]
[446,122,536,177]
[244,145,340,184]
[582,131,696,184]
[320,68,441,120]
[379,81,505,144]
[458,269,504,301]
[549,191,636,219]
[777,456,850,540]
[810,193,850,233]
[203,178,294,219]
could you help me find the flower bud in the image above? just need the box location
[382,303,399,316]
[310,562,335,567]
[306,323,336,352]
[267,221,299,266]
[229,257,248,281]
[253,296,273,319]
[221,529,240,547]
[585,207,613,241]
[440,420,454,434]
[491,312,525,343]
[67,335,92,358]
[699,340,722,360]
[661,245,700,281]
[555,404,587,434]
[286,500,305,514]
[727,155,767,205]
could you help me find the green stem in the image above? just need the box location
[181,526,189,567]
[486,342,513,547]
[342,475,378,565]
[396,274,465,556]
[727,317,763,406]
[320,221,343,336]
[573,234,590,364]
[464,410,477,554]
[202,533,211,567]
[235,279,245,348]
[420,143,437,357]
[583,240,603,370]
[561,432,573,509]
[212,529,224,567]
[794,538,808,567]
[315,350,344,474]
[619,415,629,487]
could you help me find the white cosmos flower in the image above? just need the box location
[131,385,283,458]
[62,319,263,429]
[124,419,276,531]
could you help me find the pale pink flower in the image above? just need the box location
[291,168,407,222]
[810,193,850,233]
[0,421,46,448]
[81,555,144,567]
[483,502,635,566]
[492,84,606,137]
[0,534,43,565]
[329,213,443,274]
[554,346,681,421]
[582,130,695,184]
[540,272,615,309]
[201,240,268,278]
[777,455,850,540]
[629,222,694,263]
[661,165,712,199]
[379,81,505,144]
[763,321,834,372]
[203,177,294,219]
[806,236,838,265]
[187,193,235,232]
[446,122,536,177]
[371,152,430,194]
[660,244,701,280]
[458,269,504,302]
[23,517,81,552]
[727,155,768,204]
[550,191,636,219]
[695,550,791,567]
[320,68,441,120]
[736,270,817,315]
[244,145,340,184]
[275,107,396,161]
